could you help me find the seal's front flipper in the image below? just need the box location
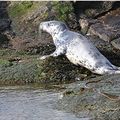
[39,55,51,60]
[37,52,59,60]
[38,51,60,60]
[38,46,66,60]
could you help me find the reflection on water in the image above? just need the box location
[0,85,89,120]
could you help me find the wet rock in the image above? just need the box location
[0,9,8,19]
[0,34,10,48]
[57,74,120,120]
[0,2,11,32]
[73,1,115,20]
[87,8,120,42]
[111,38,120,50]
[79,18,97,34]
[0,19,11,32]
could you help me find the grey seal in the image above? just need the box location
[39,20,120,75]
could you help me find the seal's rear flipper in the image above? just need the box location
[108,69,120,74]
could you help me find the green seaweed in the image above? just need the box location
[0,59,12,67]
[52,1,73,21]
[8,2,34,18]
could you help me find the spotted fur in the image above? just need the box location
[39,21,120,75]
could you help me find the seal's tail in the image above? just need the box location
[110,66,120,74]
[114,69,120,74]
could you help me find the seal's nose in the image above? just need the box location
[40,23,43,30]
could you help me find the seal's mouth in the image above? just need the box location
[39,23,44,39]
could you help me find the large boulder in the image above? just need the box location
[7,1,76,52]
[88,8,120,42]
[73,1,115,20]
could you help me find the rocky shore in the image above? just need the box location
[0,1,120,119]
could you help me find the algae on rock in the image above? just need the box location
[52,1,73,22]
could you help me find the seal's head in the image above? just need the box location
[39,21,68,36]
